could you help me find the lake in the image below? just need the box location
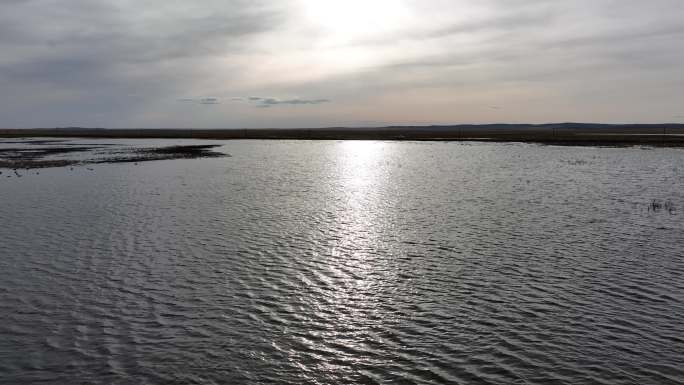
[1,139,683,384]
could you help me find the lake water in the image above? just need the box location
[1,140,683,384]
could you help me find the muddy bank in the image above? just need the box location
[0,142,227,169]
[94,145,227,164]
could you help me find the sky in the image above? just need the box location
[1,0,683,128]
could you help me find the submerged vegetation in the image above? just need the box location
[649,199,677,215]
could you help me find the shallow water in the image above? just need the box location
[1,140,683,384]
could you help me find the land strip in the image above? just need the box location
[1,124,684,145]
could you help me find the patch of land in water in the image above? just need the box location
[0,142,226,169]
[96,145,226,164]
[1,124,684,145]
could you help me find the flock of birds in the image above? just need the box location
[1,166,96,178]
[1,160,147,178]
[0,169,35,178]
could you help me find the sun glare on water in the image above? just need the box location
[301,0,409,41]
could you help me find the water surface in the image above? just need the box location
[1,140,683,384]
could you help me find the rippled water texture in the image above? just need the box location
[1,140,683,384]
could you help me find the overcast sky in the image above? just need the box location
[1,0,683,128]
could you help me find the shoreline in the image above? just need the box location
[2,124,684,145]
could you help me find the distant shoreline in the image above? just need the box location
[2,124,684,145]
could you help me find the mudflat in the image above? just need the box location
[0,139,226,169]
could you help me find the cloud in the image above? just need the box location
[177,97,221,105]
[0,0,683,127]
[0,0,287,126]
[180,96,330,108]
[242,97,331,108]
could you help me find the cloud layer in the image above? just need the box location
[1,0,683,127]
[246,97,331,108]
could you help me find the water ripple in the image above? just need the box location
[1,140,683,384]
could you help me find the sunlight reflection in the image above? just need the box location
[292,141,408,374]
[337,141,387,189]
[330,140,392,282]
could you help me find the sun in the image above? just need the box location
[300,0,409,42]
